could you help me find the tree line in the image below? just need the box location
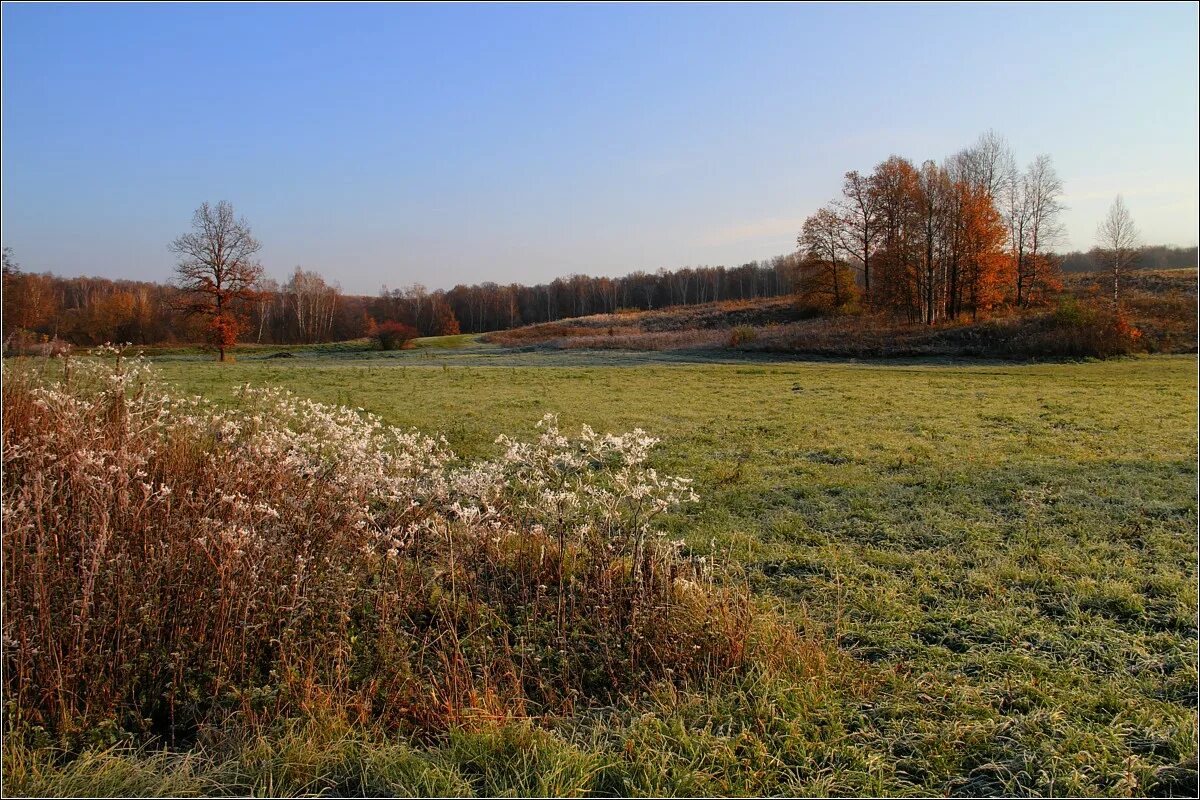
[441,257,800,334]
[1058,244,1195,273]
[1,242,804,347]
[3,131,1192,353]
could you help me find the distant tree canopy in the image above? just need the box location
[795,132,1070,324]
[1059,244,1195,273]
[4,132,1194,348]
[440,257,801,334]
[3,254,812,345]
[5,237,1192,350]
[0,256,803,345]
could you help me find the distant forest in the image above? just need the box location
[1058,244,1196,273]
[3,243,1195,347]
[1,252,804,345]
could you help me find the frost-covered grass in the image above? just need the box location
[4,351,816,790]
[129,334,481,360]
[410,333,480,349]
[4,351,1197,796]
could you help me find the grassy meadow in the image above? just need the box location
[5,343,1197,796]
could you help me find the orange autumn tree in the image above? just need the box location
[798,207,860,311]
[956,182,1011,319]
[170,201,264,361]
[869,155,923,319]
[839,155,1012,324]
[431,295,461,335]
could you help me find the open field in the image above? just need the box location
[121,350,1200,794]
[5,346,1197,796]
[4,3,1197,796]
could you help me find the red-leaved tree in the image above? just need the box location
[170,201,263,361]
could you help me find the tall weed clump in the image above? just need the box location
[1016,296,1145,358]
[2,350,753,745]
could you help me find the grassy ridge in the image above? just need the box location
[481,269,1197,358]
[6,352,1197,796]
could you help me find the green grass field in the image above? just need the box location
[9,344,1197,796]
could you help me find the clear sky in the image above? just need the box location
[2,2,1197,294]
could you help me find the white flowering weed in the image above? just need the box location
[2,350,752,741]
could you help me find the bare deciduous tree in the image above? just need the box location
[252,277,280,343]
[285,267,340,344]
[799,206,850,308]
[170,201,263,361]
[954,129,1016,200]
[1022,155,1065,305]
[1096,195,1141,308]
[836,170,881,302]
[915,160,952,324]
[1002,166,1032,306]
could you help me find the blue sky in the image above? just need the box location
[2,2,1197,293]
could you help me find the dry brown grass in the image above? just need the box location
[558,329,727,351]
[484,322,641,346]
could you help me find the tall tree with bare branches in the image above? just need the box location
[1096,195,1141,308]
[836,170,882,303]
[1020,155,1065,306]
[914,160,953,324]
[169,201,263,361]
[285,267,340,344]
[799,206,855,309]
[954,129,1016,201]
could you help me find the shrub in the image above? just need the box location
[1021,296,1145,357]
[795,258,861,313]
[728,325,758,347]
[2,351,753,745]
[2,330,71,358]
[372,320,419,350]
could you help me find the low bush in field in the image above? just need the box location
[372,320,420,350]
[2,351,758,746]
[1008,297,1145,358]
[2,330,72,358]
[728,325,758,347]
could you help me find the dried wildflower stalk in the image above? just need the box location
[2,349,749,740]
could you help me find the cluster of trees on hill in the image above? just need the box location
[796,131,1070,323]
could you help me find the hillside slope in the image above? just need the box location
[483,269,1196,358]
